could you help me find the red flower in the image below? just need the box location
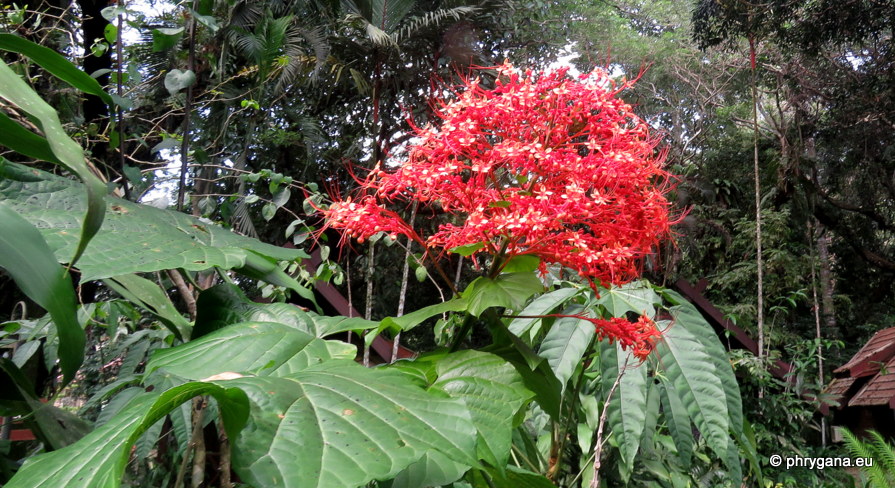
[322,62,673,287]
[589,314,662,360]
[322,63,671,359]
[320,62,675,356]
[318,195,420,246]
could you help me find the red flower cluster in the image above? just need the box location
[319,196,413,245]
[319,62,674,356]
[321,62,673,285]
[539,313,661,360]
[591,315,662,360]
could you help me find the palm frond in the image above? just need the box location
[364,21,397,47]
[868,430,895,482]
[228,0,265,30]
[341,12,398,47]
[228,25,265,64]
[259,15,292,66]
[275,24,330,91]
[296,114,326,145]
[231,197,259,238]
[370,0,416,32]
[842,428,895,488]
[393,5,478,43]
[341,0,418,46]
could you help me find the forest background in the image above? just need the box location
[0,0,893,486]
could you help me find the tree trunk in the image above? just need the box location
[817,231,837,339]
[77,0,111,130]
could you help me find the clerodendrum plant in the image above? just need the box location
[317,63,756,486]
[2,55,754,488]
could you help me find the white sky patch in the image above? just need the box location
[547,43,582,77]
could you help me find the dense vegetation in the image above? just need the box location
[0,0,893,486]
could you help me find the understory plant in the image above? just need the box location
[842,428,895,488]
[0,42,754,488]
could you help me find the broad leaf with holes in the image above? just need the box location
[225,363,478,488]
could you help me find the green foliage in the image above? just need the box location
[0,66,107,269]
[463,272,545,317]
[0,206,84,383]
[3,4,843,485]
[0,161,309,289]
[5,382,250,488]
[500,282,753,487]
[842,429,895,488]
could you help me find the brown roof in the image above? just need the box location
[849,355,895,407]
[834,328,895,378]
[825,377,858,407]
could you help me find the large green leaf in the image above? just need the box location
[382,451,468,488]
[638,379,661,451]
[104,274,192,340]
[195,284,300,337]
[5,382,249,488]
[508,287,581,343]
[657,379,694,468]
[240,251,319,307]
[597,280,661,318]
[0,34,114,105]
[369,297,470,348]
[0,113,60,163]
[145,322,352,380]
[463,272,544,317]
[600,342,648,473]
[466,465,556,487]
[654,316,730,462]
[487,343,562,421]
[0,205,84,382]
[662,290,747,479]
[537,304,595,392]
[0,64,107,267]
[225,363,479,488]
[431,351,533,469]
[194,284,376,338]
[664,294,744,439]
[0,359,92,449]
[383,296,469,332]
[309,314,379,336]
[0,161,308,283]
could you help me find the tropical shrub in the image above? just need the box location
[0,43,752,487]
